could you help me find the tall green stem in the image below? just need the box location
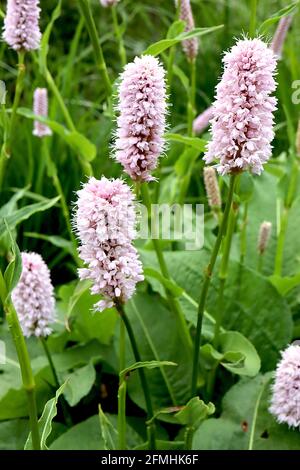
[45,68,75,131]
[7,51,25,152]
[141,183,192,351]
[214,204,237,347]
[206,203,237,399]
[0,51,25,188]
[187,59,196,136]
[41,337,60,387]
[249,0,258,38]
[43,141,73,242]
[167,1,181,88]
[117,319,126,449]
[274,159,299,276]
[117,304,156,450]
[45,68,93,177]
[111,5,127,67]
[4,298,40,449]
[78,0,112,97]
[191,174,237,397]
[274,207,288,276]
[240,202,248,265]
[40,337,72,427]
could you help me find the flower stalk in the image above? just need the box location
[0,271,40,450]
[78,0,112,97]
[111,5,127,67]
[191,174,237,397]
[116,303,156,450]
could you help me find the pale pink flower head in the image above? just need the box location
[179,0,198,61]
[271,16,293,59]
[269,344,300,428]
[12,252,56,337]
[193,106,214,135]
[204,38,277,175]
[3,0,41,51]
[203,167,221,209]
[74,177,144,312]
[115,55,167,182]
[100,0,119,6]
[257,221,272,255]
[33,88,52,138]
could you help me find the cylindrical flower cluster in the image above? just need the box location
[257,221,272,255]
[3,0,41,51]
[115,55,167,182]
[203,167,221,209]
[204,38,277,175]
[179,0,198,61]
[271,16,293,58]
[193,106,214,135]
[270,344,300,428]
[33,88,52,138]
[100,0,119,6]
[74,177,144,312]
[12,252,56,337]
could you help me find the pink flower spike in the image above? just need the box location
[193,106,214,135]
[74,177,144,311]
[271,16,293,59]
[3,0,41,51]
[270,344,300,428]
[204,38,277,175]
[100,0,119,6]
[33,88,52,138]
[179,0,199,61]
[12,252,56,338]
[115,55,167,182]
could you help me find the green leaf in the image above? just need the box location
[0,420,29,450]
[25,381,67,450]
[143,25,223,56]
[175,147,200,177]
[50,415,103,450]
[193,373,300,450]
[166,19,185,39]
[139,249,292,370]
[134,440,184,450]
[0,196,60,237]
[0,187,29,217]
[50,415,142,450]
[219,331,261,377]
[124,293,193,410]
[64,362,96,407]
[3,220,22,300]
[144,267,183,297]
[258,2,298,34]
[165,133,207,152]
[120,360,177,382]
[98,404,118,450]
[175,397,215,429]
[17,108,96,162]
[57,282,118,346]
[31,340,107,374]
[269,273,300,296]
[172,65,189,92]
[24,232,75,256]
[238,172,254,203]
